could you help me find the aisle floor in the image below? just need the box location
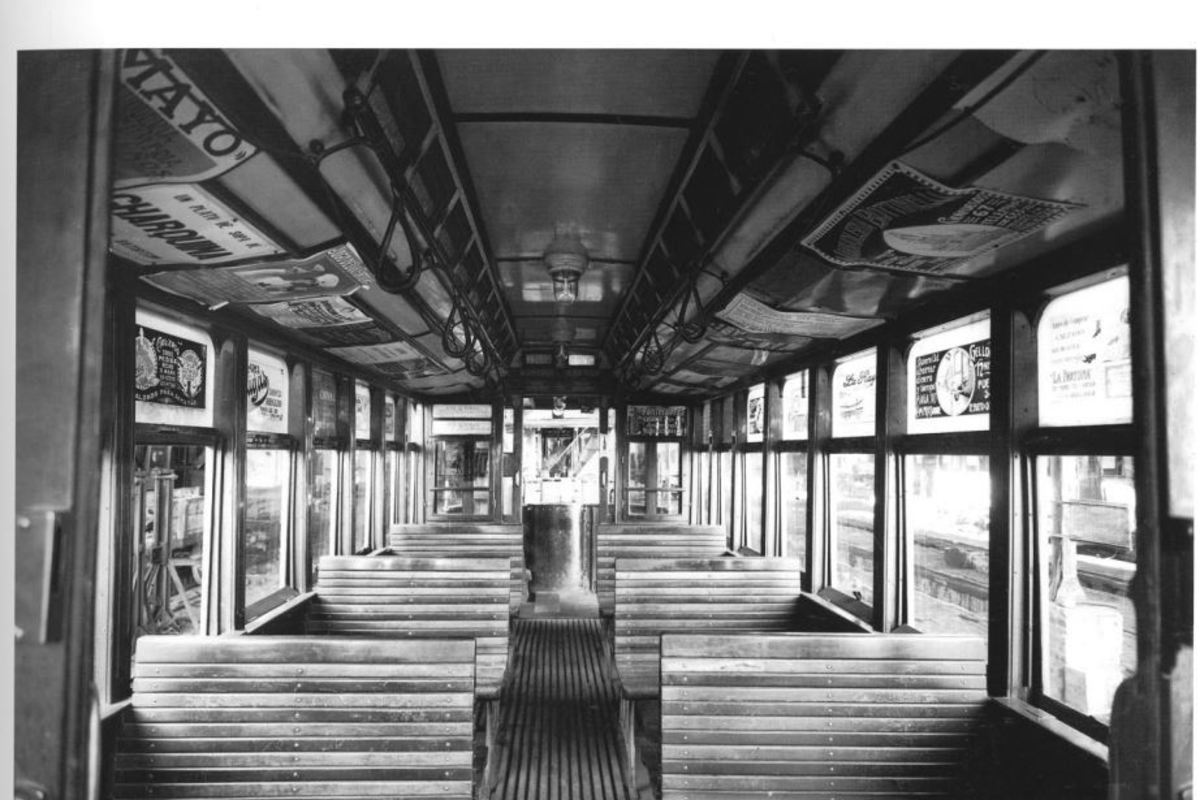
[490,618,635,800]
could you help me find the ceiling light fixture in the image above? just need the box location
[543,231,589,304]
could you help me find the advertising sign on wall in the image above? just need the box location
[246,352,288,434]
[134,325,207,408]
[914,339,992,421]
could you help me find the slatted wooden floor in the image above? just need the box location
[491,619,632,800]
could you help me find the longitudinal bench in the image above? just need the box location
[386,523,527,614]
[112,635,476,799]
[595,523,728,616]
[659,632,989,799]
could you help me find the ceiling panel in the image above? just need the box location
[498,258,633,321]
[437,50,718,118]
[457,121,688,261]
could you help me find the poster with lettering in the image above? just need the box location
[801,162,1078,274]
[246,355,288,434]
[326,341,449,381]
[782,372,809,439]
[134,325,207,408]
[354,383,372,440]
[834,355,876,437]
[249,297,396,346]
[747,386,765,443]
[142,244,372,307]
[1038,277,1132,426]
[311,370,339,441]
[114,49,256,188]
[627,406,688,438]
[914,339,991,420]
[111,184,283,266]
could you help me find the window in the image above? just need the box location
[905,454,989,636]
[831,453,875,605]
[1035,455,1136,725]
[244,348,295,617]
[780,451,808,565]
[742,384,765,553]
[351,381,376,552]
[430,404,493,518]
[308,368,341,576]
[623,405,687,520]
[132,444,210,638]
[384,394,404,527]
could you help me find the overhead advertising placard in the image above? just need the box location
[433,404,493,419]
[246,352,288,434]
[717,293,882,338]
[114,48,257,188]
[431,419,494,436]
[1038,277,1132,427]
[249,297,395,347]
[134,325,207,408]
[327,341,449,381]
[111,184,283,266]
[801,162,1078,274]
[627,405,688,438]
[142,243,371,307]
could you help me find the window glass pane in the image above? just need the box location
[133,444,208,639]
[627,442,647,516]
[245,449,289,609]
[908,316,991,434]
[1038,275,1132,426]
[781,371,809,440]
[308,450,337,574]
[408,401,424,443]
[352,450,373,550]
[832,350,876,438]
[386,450,402,526]
[433,438,489,515]
[831,453,875,605]
[134,309,215,428]
[1037,455,1136,724]
[247,349,289,434]
[781,452,808,567]
[906,454,989,636]
[355,382,372,440]
[744,450,763,552]
[719,450,732,535]
[746,384,765,443]
[656,442,682,515]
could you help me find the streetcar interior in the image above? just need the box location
[12,48,1194,800]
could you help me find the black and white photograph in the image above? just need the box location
[3,7,1196,800]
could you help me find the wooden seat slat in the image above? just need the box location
[659,632,988,800]
[613,557,802,699]
[387,523,527,613]
[113,635,475,800]
[596,524,728,615]
[309,555,511,701]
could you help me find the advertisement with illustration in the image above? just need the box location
[134,325,207,408]
[143,243,373,307]
[246,354,288,434]
[250,297,396,347]
[914,339,991,420]
[802,161,1078,274]
[627,405,688,438]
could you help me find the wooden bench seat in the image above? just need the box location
[387,523,527,614]
[659,632,989,799]
[309,555,511,699]
[614,557,803,699]
[596,523,728,616]
[113,635,476,799]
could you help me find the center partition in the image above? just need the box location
[520,403,613,610]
